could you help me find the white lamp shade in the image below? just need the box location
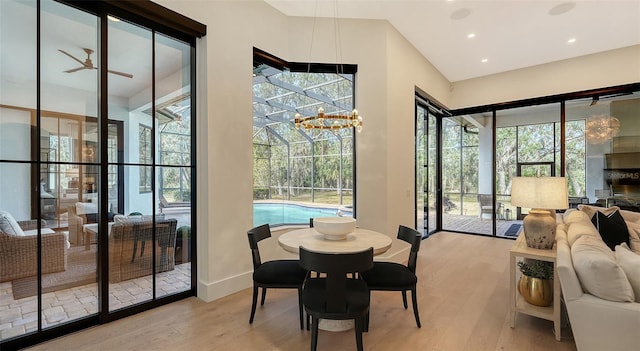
[511,177,569,210]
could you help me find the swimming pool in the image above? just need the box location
[253,203,353,226]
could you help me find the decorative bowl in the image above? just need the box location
[313,217,356,240]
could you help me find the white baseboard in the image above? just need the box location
[197,271,253,302]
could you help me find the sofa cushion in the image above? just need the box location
[0,210,24,236]
[620,209,640,224]
[577,204,621,219]
[626,222,640,255]
[615,243,640,303]
[75,202,98,215]
[567,219,600,246]
[556,225,568,242]
[591,210,630,250]
[564,209,590,225]
[571,235,634,302]
[114,213,165,224]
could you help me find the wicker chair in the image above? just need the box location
[68,202,98,246]
[108,218,177,283]
[0,220,68,282]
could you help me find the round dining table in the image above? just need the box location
[278,227,392,256]
[277,227,392,332]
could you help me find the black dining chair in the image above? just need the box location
[361,225,423,328]
[299,246,374,351]
[247,224,307,329]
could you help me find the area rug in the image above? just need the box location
[504,223,522,237]
[11,246,97,300]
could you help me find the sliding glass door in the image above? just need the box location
[1,0,197,347]
[416,100,438,236]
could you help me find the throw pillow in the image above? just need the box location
[620,209,640,224]
[615,243,640,303]
[75,202,98,215]
[626,222,640,254]
[630,237,640,255]
[577,204,620,219]
[114,214,129,223]
[591,210,630,250]
[628,221,640,240]
[571,235,634,302]
[0,210,25,236]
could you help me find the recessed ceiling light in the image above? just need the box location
[481,58,488,63]
[567,38,576,44]
[467,33,476,39]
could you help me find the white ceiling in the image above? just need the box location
[264,0,640,82]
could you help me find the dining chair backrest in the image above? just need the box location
[397,225,422,274]
[299,246,373,313]
[247,223,271,270]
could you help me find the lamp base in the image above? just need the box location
[522,209,556,249]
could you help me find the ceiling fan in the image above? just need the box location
[58,48,133,79]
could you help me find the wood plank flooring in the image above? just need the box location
[26,232,577,351]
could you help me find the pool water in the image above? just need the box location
[253,203,352,226]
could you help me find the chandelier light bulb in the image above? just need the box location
[294,113,301,129]
[585,114,620,144]
[294,105,363,132]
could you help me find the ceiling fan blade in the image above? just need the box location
[65,66,89,73]
[58,49,86,66]
[107,69,134,79]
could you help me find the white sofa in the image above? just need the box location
[556,207,640,351]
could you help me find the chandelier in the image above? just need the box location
[294,107,363,132]
[585,114,620,144]
[293,0,363,133]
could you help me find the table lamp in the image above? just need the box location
[65,167,79,189]
[511,177,568,249]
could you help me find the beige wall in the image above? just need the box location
[450,45,640,109]
[156,0,639,303]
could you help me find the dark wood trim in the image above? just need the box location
[104,0,205,37]
[98,12,110,320]
[57,0,206,40]
[189,42,198,290]
[253,48,289,71]
[253,47,358,74]
[435,116,443,232]
[414,100,419,231]
[560,101,566,177]
[289,62,357,74]
[491,110,497,237]
[450,82,640,115]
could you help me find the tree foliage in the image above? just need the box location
[252,69,354,206]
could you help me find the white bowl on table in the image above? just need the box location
[313,217,356,240]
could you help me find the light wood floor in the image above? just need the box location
[26,232,576,351]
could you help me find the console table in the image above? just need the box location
[509,231,562,341]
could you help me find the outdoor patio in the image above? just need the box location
[443,214,523,238]
[0,262,191,340]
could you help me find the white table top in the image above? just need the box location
[278,228,392,256]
